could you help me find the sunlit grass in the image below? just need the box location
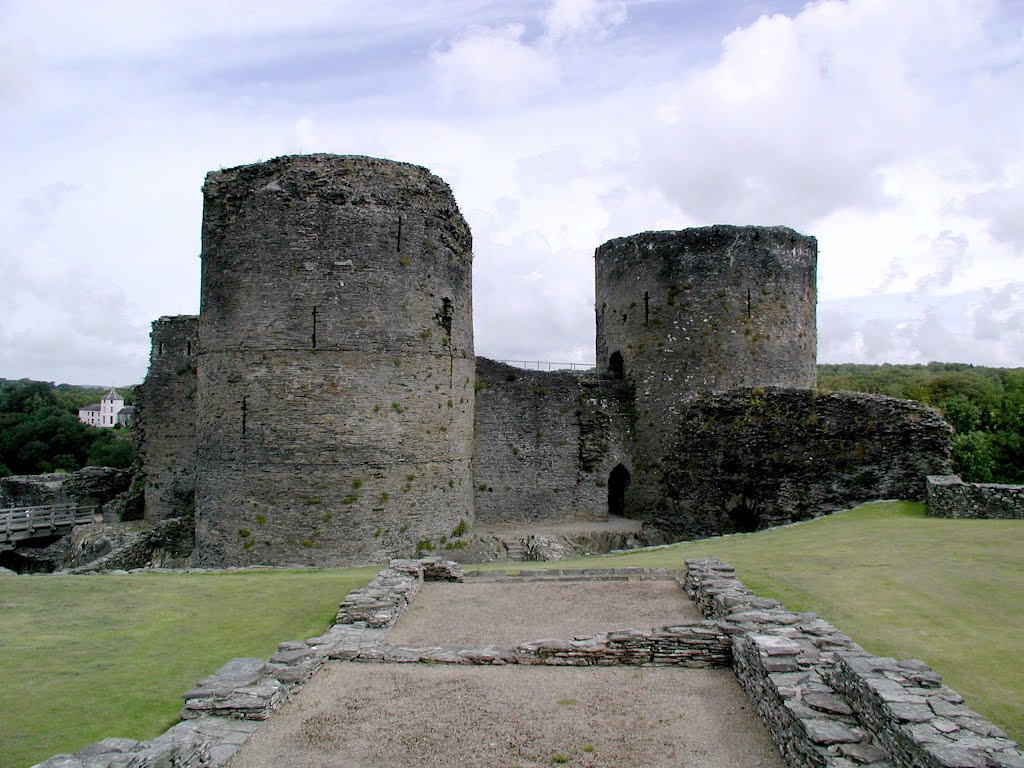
[0,567,377,768]
[3,502,1021,767]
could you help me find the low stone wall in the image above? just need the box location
[926,475,1024,519]
[362,621,730,668]
[685,558,1023,768]
[828,652,1022,768]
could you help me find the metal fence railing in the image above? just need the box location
[497,360,596,373]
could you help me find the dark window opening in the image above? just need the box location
[186,340,192,355]
[397,215,403,252]
[608,464,630,518]
[644,291,650,324]
[158,341,164,355]
[725,495,760,533]
[608,351,624,380]
[240,396,248,436]
[311,306,319,349]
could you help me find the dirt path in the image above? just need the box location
[226,579,785,768]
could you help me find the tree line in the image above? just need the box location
[818,362,1023,484]
[0,379,136,477]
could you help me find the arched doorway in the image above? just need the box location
[608,351,624,380]
[608,464,630,517]
[725,495,760,533]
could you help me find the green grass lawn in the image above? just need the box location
[474,501,1024,744]
[2,502,1020,768]
[0,567,377,768]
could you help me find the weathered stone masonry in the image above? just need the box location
[134,154,952,566]
[686,558,1023,768]
[473,357,631,526]
[926,475,1024,519]
[655,389,952,538]
[137,315,198,522]
[596,226,818,518]
[193,155,475,567]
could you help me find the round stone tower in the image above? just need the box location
[594,225,817,517]
[194,154,475,566]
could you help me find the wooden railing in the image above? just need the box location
[0,504,98,545]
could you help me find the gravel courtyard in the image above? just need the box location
[226,579,785,768]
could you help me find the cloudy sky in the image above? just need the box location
[1,0,1022,385]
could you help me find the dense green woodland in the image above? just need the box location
[2,364,1021,483]
[818,363,1023,483]
[0,379,136,477]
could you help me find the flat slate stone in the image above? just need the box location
[801,718,862,745]
[185,657,267,698]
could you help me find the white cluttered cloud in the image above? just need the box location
[0,0,1021,385]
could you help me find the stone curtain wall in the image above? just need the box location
[685,559,1023,768]
[193,155,475,567]
[137,315,199,521]
[594,226,817,518]
[653,389,952,538]
[926,475,1024,519]
[473,358,630,525]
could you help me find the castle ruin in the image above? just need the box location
[137,154,951,566]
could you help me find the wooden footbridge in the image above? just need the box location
[0,504,98,552]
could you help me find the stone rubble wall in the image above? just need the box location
[654,389,952,539]
[472,357,630,526]
[685,558,1023,768]
[64,517,195,573]
[926,475,1024,519]
[136,315,199,523]
[363,621,730,667]
[828,652,1022,768]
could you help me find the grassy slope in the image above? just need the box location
[2,503,1020,766]
[0,567,377,768]
[475,501,1024,744]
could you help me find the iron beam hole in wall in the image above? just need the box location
[608,351,624,380]
[608,464,630,518]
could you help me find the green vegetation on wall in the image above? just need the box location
[0,379,136,477]
[818,363,1023,483]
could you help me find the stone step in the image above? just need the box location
[501,538,528,561]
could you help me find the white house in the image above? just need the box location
[78,388,133,428]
